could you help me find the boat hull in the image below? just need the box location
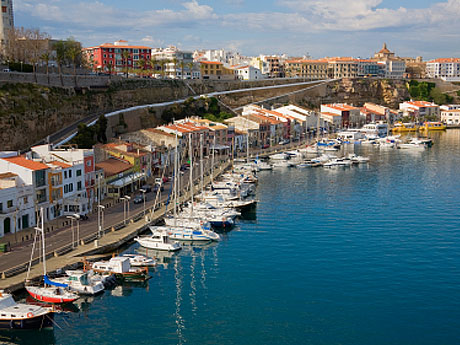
[0,314,54,330]
[26,287,79,304]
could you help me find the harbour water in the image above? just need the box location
[5,130,460,345]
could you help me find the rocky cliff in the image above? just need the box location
[0,78,411,151]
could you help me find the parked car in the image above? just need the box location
[279,139,290,145]
[141,184,152,193]
[153,184,164,192]
[133,195,145,204]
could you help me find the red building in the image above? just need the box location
[83,40,152,74]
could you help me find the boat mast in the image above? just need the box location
[40,208,46,276]
[316,111,320,142]
[211,135,215,185]
[173,123,178,227]
[189,133,194,216]
[200,133,204,196]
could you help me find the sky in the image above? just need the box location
[13,0,460,60]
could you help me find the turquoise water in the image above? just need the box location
[8,130,460,344]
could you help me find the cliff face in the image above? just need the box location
[326,78,410,108]
[0,78,411,151]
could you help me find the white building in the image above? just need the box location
[151,46,196,79]
[0,156,50,221]
[0,172,35,238]
[235,65,264,81]
[441,109,460,124]
[321,104,363,128]
[275,105,323,132]
[378,59,406,79]
[426,58,460,81]
[399,101,440,118]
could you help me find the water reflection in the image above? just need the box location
[0,329,55,345]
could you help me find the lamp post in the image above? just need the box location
[97,205,105,238]
[140,189,146,217]
[66,214,80,249]
[121,196,131,224]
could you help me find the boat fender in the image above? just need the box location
[27,312,34,318]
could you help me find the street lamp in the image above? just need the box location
[140,188,146,217]
[121,196,131,224]
[66,214,80,249]
[97,205,105,238]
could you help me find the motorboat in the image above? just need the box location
[347,154,370,163]
[392,122,418,133]
[164,224,222,242]
[135,228,182,251]
[120,254,157,267]
[269,153,289,160]
[52,270,105,295]
[419,121,446,131]
[256,161,273,170]
[0,291,54,330]
[91,257,150,282]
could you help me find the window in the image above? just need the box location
[64,184,68,193]
[23,196,27,204]
[35,170,46,187]
[7,200,13,208]
[77,181,82,191]
[77,169,82,176]
[69,170,72,178]
[2,6,6,13]
[64,171,67,179]
[0,202,2,212]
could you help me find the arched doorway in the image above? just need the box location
[4,217,11,234]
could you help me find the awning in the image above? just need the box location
[210,144,230,150]
[108,172,146,188]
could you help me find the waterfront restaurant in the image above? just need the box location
[96,158,145,198]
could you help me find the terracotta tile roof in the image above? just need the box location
[95,158,133,178]
[323,104,359,112]
[427,58,460,63]
[102,143,148,157]
[145,128,175,137]
[2,156,49,171]
[405,101,438,107]
[200,61,223,65]
[98,43,152,49]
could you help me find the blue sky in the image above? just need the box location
[13,0,460,60]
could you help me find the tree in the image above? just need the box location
[159,60,167,78]
[121,50,130,78]
[180,61,185,80]
[187,62,194,79]
[172,57,178,79]
[137,57,146,77]
[29,29,51,83]
[54,40,67,86]
[65,37,82,86]
[72,123,95,149]
[94,114,108,143]
[40,51,51,85]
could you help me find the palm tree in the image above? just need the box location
[107,63,113,79]
[137,57,146,77]
[54,41,67,86]
[121,50,131,78]
[150,57,157,77]
[180,61,185,80]
[172,57,178,79]
[66,38,82,87]
[40,51,51,85]
[159,60,167,79]
[187,62,194,79]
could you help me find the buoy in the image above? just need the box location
[27,312,34,318]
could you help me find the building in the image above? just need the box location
[199,61,236,80]
[234,65,264,80]
[151,46,197,79]
[95,158,135,198]
[0,0,14,52]
[190,118,229,147]
[378,59,406,79]
[441,109,460,124]
[321,104,363,128]
[357,59,381,77]
[373,43,395,60]
[327,58,359,79]
[0,172,34,238]
[224,117,261,148]
[284,59,329,79]
[83,40,152,75]
[426,58,460,81]
[362,102,400,123]
[399,101,440,118]
[260,55,284,78]
[275,105,323,137]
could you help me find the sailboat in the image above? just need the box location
[25,208,80,304]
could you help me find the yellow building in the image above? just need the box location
[200,61,236,80]
[284,59,329,79]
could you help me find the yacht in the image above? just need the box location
[53,270,105,295]
[0,291,54,330]
[359,123,388,138]
[135,228,182,251]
